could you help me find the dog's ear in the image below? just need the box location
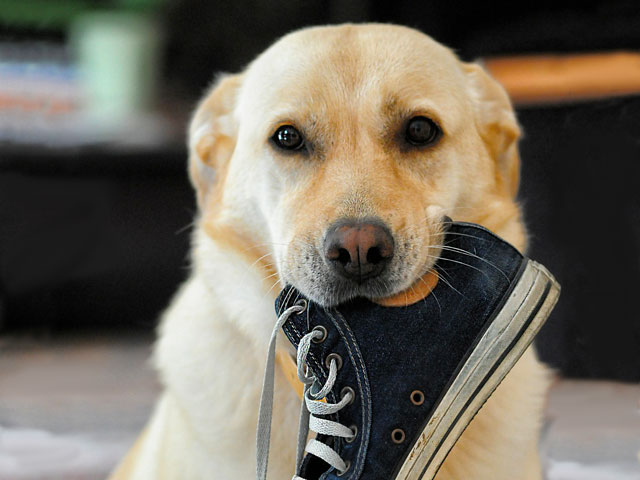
[188,74,243,208]
[464,63,521,198]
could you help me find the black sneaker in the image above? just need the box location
[256,221,560,480]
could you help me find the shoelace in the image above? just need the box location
[256,301,355,480]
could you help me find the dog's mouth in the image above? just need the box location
[315,274,400,307]
[290,261,440,307]
[280,216,449,307]
[283,244,442,308]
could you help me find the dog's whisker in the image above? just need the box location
[261,271,281,282]
[432,263,455,284]
[419,238,509,281]
[291,290,303,311]
[430,267,464,298]
[250,251,274,269]
[403,284,410,308]
[441,231,491,242]
[437,245,509,280]
[430,289,442,315]
[416,267,463,298]
[412,282,427,309]
[264,278,284,300]
[277,285,296,316]
[175,220,197,235]
[427,255,493,281]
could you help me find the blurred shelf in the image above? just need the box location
[486,51,640,105]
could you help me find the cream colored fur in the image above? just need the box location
[109,24,550,480]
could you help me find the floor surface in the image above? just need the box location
[0,334,638,479]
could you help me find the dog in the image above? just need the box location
[109,23,549,480]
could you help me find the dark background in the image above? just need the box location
[1,1,639,381]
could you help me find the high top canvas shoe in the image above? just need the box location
[256,221,560,480]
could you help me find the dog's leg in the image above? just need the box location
[108,393,203,480]
[522,441,544,480]
[130,275,300,479]
[107,428,149,480]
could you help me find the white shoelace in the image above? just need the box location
[256,302,355,480]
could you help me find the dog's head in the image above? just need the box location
[189,24,523,306]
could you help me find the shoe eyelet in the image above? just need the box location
[340,386,355,406]
[337,460,351,476]
[345,424,357,444]
[391,428,406,444]
[410,390,425,406]
[325,353,343,370]
[311,325,327,343]
[295,299,308,312]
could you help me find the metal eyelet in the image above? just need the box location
[325,353,343,370]
[311,325,327,343]
[340,386,356,405]
[337,460,351,476]
[295,299,308,313]
[410,390,425,406]
[391,428,406,444]
[345,424,357,444]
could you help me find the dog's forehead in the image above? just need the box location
[236,24,468,120]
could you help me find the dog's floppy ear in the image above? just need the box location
[188,74,243,208]
[464,63,521,198]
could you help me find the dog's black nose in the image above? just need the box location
[324,219,394,282]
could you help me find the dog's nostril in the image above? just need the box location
[337,248,351,266]
[366,246,383,265]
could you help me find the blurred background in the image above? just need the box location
[0,1,639,479]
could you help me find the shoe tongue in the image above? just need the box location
[372,269,439,306]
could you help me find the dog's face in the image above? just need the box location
[190,24,523,306]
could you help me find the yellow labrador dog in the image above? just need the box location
[110,23,549,480]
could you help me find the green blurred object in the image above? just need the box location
[71,11,162,119]
[116,0,163,10]
[0,0,166,28]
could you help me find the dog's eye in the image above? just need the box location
[405,116,440,146]
[272,125,304,151]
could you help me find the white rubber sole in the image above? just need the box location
[394,260,561,480]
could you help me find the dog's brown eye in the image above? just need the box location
[406,116,440,146]
[272,125,304,151]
